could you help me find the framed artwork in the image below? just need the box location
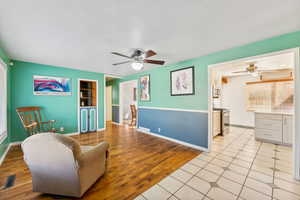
[170,66,195,96]
[33,75,71,96]
[140,75,150,101]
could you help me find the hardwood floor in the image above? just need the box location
[0,123,200,200]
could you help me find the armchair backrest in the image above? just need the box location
[21,133,82,196]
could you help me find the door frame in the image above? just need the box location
[119,79,138,126]
[207,47,300,179]
[77,78,99,133]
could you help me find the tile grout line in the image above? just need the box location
[165,128,247,199]
[140,128,297,200]
[206,129,255,199]
[272,145,277,199]
[236,138,263,199]
[197,128,251,199]
[273,147,300,197]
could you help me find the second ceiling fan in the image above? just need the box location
[111,49,165,70]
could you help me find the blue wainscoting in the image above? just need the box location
[138,108,208,148]
[112,105,120,123]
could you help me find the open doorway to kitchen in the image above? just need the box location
[206,48,300,198]
[119,80,138,128]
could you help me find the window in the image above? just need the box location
[0,59,7,143]
[246,80,294,111]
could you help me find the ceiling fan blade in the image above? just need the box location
[144,59,165,65]
[112,60,132,66]
[232,70,248,73]
[146,50,157,58]
[111,52,132,59]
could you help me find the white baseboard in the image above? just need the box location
[136,128,209,152]
[97,128,105,132]
[0,141,22,166]
[63,132,80,136]
[0,144,10,166]
[10,141,22,146]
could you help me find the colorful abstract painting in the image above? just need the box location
[140,75,150,101]
[33,75,71,96]
[170,67,195,96]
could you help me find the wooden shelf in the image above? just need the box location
[246,78,293,85]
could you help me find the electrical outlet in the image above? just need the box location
[158,128,161,132]
[60,127,64,132]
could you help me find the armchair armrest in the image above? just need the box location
[78,142,109,168]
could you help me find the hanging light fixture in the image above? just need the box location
[131,62,143,71]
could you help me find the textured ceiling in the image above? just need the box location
[0,0,299,76]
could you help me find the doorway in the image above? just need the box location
[104,75,120,129]
[106,85,112,122]
[119,80,138,127]
[208,48,300,180]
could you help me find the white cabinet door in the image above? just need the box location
[283,115,293,145]
[255,113,283,143]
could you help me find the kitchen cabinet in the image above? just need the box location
[255,112,293,145]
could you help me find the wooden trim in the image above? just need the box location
[246,78,293,85]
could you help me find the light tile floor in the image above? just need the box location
[135,127,300,200]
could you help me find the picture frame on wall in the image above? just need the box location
[170,66,195,96]
[140,74,150,101]
[33,75,71,96]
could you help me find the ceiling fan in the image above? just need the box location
[111,49,165,71]
[232,63,284,76]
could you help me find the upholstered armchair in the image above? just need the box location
[21,133,109,198]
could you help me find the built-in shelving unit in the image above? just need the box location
[80,81,96,107]
[79,80,97,133]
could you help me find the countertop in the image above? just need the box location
[213,107,230,111]
[253,109,294,115]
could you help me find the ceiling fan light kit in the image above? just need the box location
[131,62,144,71]
[111,49,165,71]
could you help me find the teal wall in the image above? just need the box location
[10,61,105,142]
[123,30,300,110]
[106,79,120,105]
[2,30,300,155]
[0,45,10,160]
